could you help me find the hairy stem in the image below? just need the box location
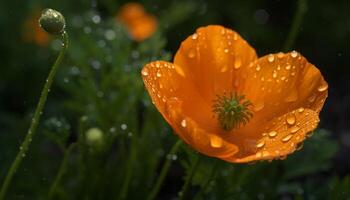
[0,32,68,200]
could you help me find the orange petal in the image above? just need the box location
[128,14,157,42]
[225,108,320,163]
[142,61,238,158]
[117,3,146,22]
[117,3,157,41]
[174,25,257,104]
[241,52,327,128]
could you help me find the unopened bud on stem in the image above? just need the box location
[39,8,66,35]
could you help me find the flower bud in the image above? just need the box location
[85,128,104,145]
[39,8,66,35]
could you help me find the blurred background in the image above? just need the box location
[0,0,349,199]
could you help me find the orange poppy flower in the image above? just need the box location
[23,10,50,47]
[117,2,157,42]
[141,25,328,163]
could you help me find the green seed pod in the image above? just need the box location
[39,8,66,35]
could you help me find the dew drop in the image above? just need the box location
[317,83,328,92]
[285,64,291,70]
[291,51,298,58]
[175,66,186,77]
[234,58,242,69]
[296,142,303,150]
[256,65,261,71]
[290,126,300,134]
[253,101,265,112]
[156,71,162,77]
[141,68,149,76]
[268,131,278,138]
[267,54,275,62]
[192,33,198,40]
[256,141,265,148]
[188,49,196,58]
[224,48,229,53]
[282,134,293,142]
[286,114,296,125]
[210,135,223,148]
[308,94,316,102]
[272,70,277,78]
[277,52,284,58]
[181,119,187,127]
[298,107,305,113]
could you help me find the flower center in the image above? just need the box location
[213,93,253,131]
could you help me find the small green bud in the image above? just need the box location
[39,8,66,35]
[85,128,104,145]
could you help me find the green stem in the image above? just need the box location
[282,0,308,51]
[147,140,182,200]
[179,154,201,200]
[0,32,68,200]
[193,161,219,200]
[48,143,77,199]
[118,137,138,200]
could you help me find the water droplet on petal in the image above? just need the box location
[192,33,198,40]
[291,51,298,58]
[181,119,187,127]
[210,135,223,148]
[317,83,328,92]
[298,107,305,113]
[234,58,242,69]
[268,131,278,138]
[285,64,291,70]
[175,66,186,77]
[286,114,296,125]
[156,71,162,77]
[308,94,316,102]
[282,134,293,142]
[141,68,149,76]
[253,101,265,112]
[256,65,261,71]
[290,126,300,134]
[272,70,277,78]
[256,141,265,148]
[267,54,275,62]
[188,49,196,58]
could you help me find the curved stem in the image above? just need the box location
[48,143,77,199]
[179,154,201,200]
[0,32,69,200]
[147,140,182,200]
[282,0,308,51]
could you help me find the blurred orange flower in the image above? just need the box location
[23,10,50,47]
[141,25,328,163]
[117,2,157,42]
